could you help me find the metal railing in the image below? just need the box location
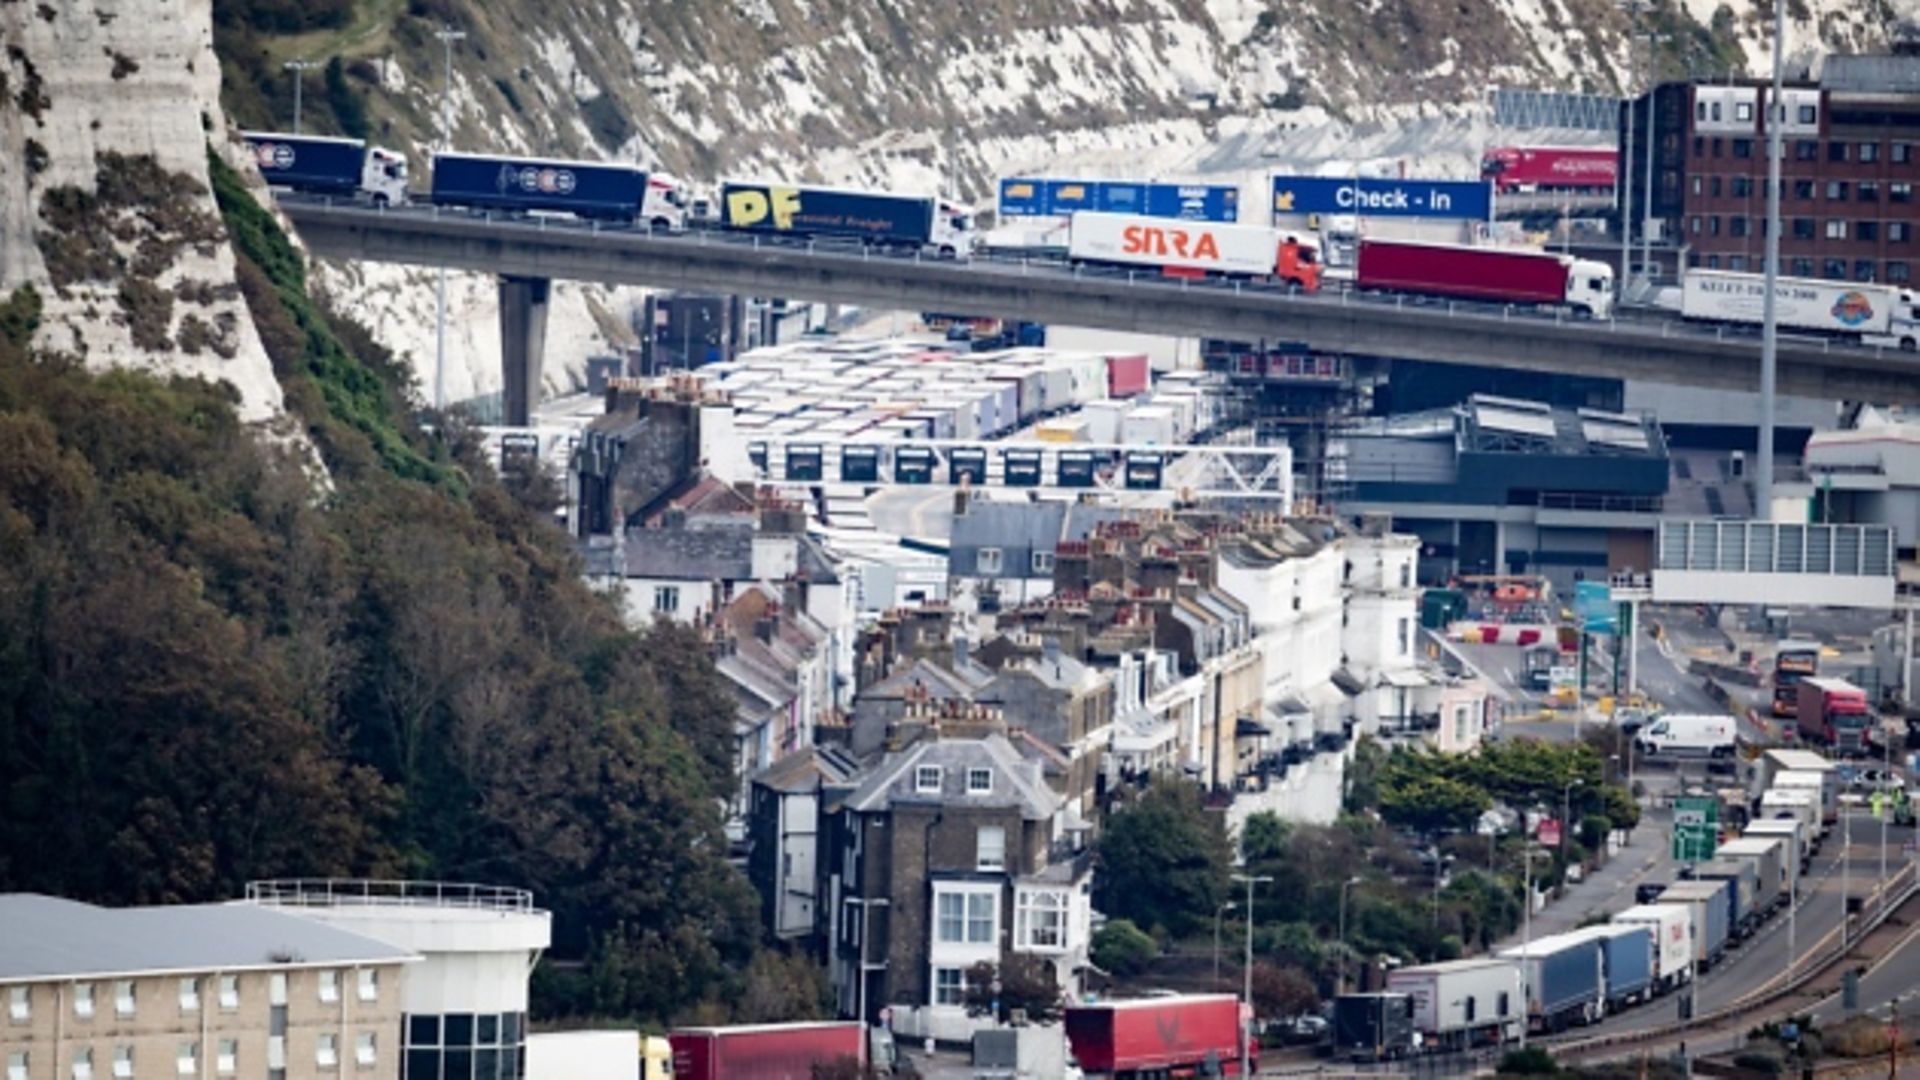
[244,878,537,913]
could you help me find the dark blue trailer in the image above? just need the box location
[1567,925,1653,1009]
[1501,932,1604,1032]
[1657,879,1733,969]
[243,132,410,205]
[720,182,937,248]
[431,153,646,220]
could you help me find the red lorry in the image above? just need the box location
[1064,994,1257,1077]
[1480,146,1619,193]
[1355,239,1616,319]
[1796,677,1875,755]
[668,1021,868,1080]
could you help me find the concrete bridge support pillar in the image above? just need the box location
[499,275,551,426]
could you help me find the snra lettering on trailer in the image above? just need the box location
[1120,225,1222,261]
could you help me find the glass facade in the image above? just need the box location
[401,1012,525,1080]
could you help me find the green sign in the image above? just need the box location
[1673,796,1719,862]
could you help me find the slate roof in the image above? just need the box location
[620,524,754,580]
[844,735,1059,820]
[754,745,862,794]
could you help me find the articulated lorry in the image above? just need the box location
[1499,932,1604,1032]
[1330,993,1416,1062]
[1355,239,1615,319]
[1610,903,1693,994]
[668,1021,888,1080]
[1798,678,1876,755]
[1680,270,1919,350]
[1064,995,1255,1078]
[429,152,688,228]
[242,132,408,206]
[1386,957,1525,1051]
[1067,212,1321,291]
[719,181,974,257]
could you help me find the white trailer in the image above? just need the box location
[1744,817,1809,876]
[1610,903,1693,994]
[1716,836,1787,915]
[1773,770,1838,830]
[1680,270,1919,346]
[1385,958,1525,1051]
[1067,211,1317,283]
[1759,788,1822,846]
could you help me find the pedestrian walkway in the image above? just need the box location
[1495,808,1672,948]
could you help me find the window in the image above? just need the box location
[915,765,942,793]
[1690,216,1702,236]
[113,980,134,1017]
[408,1015,441,1048]
[1893,183,1913,204]
[1857,260,1877,282]
[356,970,378,1003]
[9,987,27,1023]
[1890,261,1910,283]
[1858,221,1879,242]
[1859,182,1881,204]
[318,1034,339,1069]
[1730,216,1749,238]
[1710,102,1722,122]
[966,892,995,943]
[1728,255,1748,272]
[936,893,966,942]
[1695,101,1706,122]
[1693,135,1704,156]
[1795,139,1818,161]
[269,973,286,1007]
[355,1034,376,1069]
[1794,179,1814,199]
[7,1051,25,1080]
[652,585,679,614]
[1732,138,1752,159]
[1691,176,1702,195]
[74,983,94,1019]
[1827,181,1849,201]
[217,975,238,1010]
[1735,102,1753,122]
[1712,137,1723,157]
[1830,141,1850,162]
[1706,255,1721,269]
[217,1040,237,1076]
[178,977,199,1013]
[1732,176,1752,197]
[1709,176,1722,198]
[1498,991,1512,1016]
[71,1049,92,1080]
[976,547,1003,575]
[318,970,339,1004]
[176,1043,197,1077]
[1798,104,1818,124]
[1791,257,1815,276]
[267,1036,285,1071]
[1397,617,1410,656]
[1896,142,1913,164]
[1709,216,1721,236]
[967,767,993,794]
[934,967,966,1006]
[1861,142,1880,164]
[1793,218,1815,240]
[1824,258,1847,280]
[1894,222,1913,243]
[1030,551,1054,575]
[112,1048,132,1080]
[1464,996,1477,1022]
[1399,562,1411,588]
[977,826,1006,872]
[1016,890,1069,950]
[1827,220,1849,240]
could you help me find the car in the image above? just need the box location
[1845,767,1902,792]
[1272,1014,1328,1045]
[1635,882,1666,904]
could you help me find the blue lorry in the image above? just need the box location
[997,176,1240,222]
[1656,879,1733,970]
[429,152,687,227]
[242,132,409,206]
[718,181,973,257]
[1560,925,1654,1010]
[1500,932,1604,1032]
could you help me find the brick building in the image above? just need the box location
[1626,53,1920,284]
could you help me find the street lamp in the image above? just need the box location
[1561,779,1585,891]
[283,59,315,134]
[1231,873,1273,1073]
[1214,900,1237,990]
[432,26,466,413]
[845,896,889,1026]
[1756,0,1786,519]
[1337,876,1363,994]
[1635,31,1670,289]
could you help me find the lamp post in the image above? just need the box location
[1337,876,1363,994]
[1561,779,1585,892]
[1519,837,1543,1048]
[283,59,314,134]
[1232,873,1273,1073]
[432,26,466,413]
[1214,900,1237,991]
[1636,31,1669,288]
[1756,0,1786,519]
[846,896,889,1026]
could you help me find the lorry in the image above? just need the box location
[1498,932,1605,1032]
[1610,903,1694,994]
[1752,750,1839,814]
[1355,239,1615,319]
[1797,678,1876,755]
[1067,212,1321,291]
[1385,957,1525,1051]
[667,1021,880,1080]
[1690,857,1762,937]
[242,132,409,206]
[1330,993,1417,1062]
[1480,146,1619,194]
[1655,879,1733,970]
[523,1030,641,1080]
[997,176,1241,222]
[1744,817,1809,876]
[1715,836,1787,916]
[1063,995,1256,1078]
[1679,270,1920,349]
[719,181,974,257]
[1759,788,1822,848]
[1633,714,1738,760]
[970,1026,1081,1080]
[429,152,688,228]
[1772,769,1840,829]
[1559,924,1655,1009]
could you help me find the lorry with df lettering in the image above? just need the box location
[242,132,409,206]
[1067,211,1321,291]
[1355,239,1614,318]
[1680,270,1919,349]
[719,181,975,257]
[429,152,689,228]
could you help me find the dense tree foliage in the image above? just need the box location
[963,955,1064,1025]
[1094,780,1232,937]
[0,161,768,1024]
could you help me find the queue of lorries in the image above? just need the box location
[1327,746,1842,1063]
[242,132,1918,349]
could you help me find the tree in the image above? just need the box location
[1378,774,1491,838]
[736,949,830,1023]
[1091,919,1158,977]
[1249,962,1319,1021]
[963,955,1064,1025]
[1240,811,1290,862]
[1095,780,1232,936]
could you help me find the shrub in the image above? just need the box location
[1498,1046,1559,1075]
[1091,919,1158,977]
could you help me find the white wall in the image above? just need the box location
[259,904,550,1015]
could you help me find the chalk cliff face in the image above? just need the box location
[1,0,283,424]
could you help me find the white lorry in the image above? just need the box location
[1680,270,1920,349]
[1385,957,1526,1051]
[1610,903,1694,995]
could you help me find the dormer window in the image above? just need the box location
[967,768,993,794]
[915,766,942,793]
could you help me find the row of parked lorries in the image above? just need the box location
[1329,747,1838,1062]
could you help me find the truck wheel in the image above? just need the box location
[371,194,390,209]
[939,245,957,260]
[1902,337,1917,352]
[650,217,672,232]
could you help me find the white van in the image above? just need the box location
[1634,714,1737,759]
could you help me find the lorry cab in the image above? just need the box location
[643,175,691,231]
[641,1035,672,1080]
[1566,258,1614,319]
[361,146,409,207]
[935,198,976,259]
[1276,235,1322,293]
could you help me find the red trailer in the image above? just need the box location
[1355,239,1615,319]
[1480,146,1619,193]
[1064,994,1256,1077]
[668,1021,865,1080]
[1104,352,1150,398]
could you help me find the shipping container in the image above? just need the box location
[1081,401,1130,445]
[1655,879,1733,969]
[1356,239,1614,319]
[1499,932,1605,1032]
[986,369,1047,425]
[1330,994,1415,1062]
[668,1021,866,1080]
[1104,353,1152,399]
[1384,957,1525,1050]
[1067,212,1320,289]
[1122,407,1177,447]
[1691,857,1761,936]
[1063,995,1254,1076]
[1610,904,1694,993]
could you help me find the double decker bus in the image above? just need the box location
[1771,640,1821,718]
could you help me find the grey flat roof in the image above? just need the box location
[0,895,417,983]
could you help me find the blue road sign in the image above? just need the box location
[1269,175,1493,220]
